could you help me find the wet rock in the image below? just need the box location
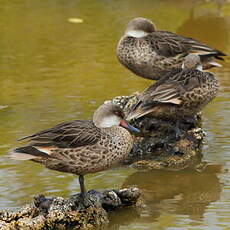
[107,93,206,171]
[0,188,140,230]
[1,93,207,229]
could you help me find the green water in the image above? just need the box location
[0,0,230,229]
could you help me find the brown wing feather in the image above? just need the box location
[126,68,206,121]
[142,69,203,105]
[148,31,226,58]
[140,68,185,104]
[18,120,101,148]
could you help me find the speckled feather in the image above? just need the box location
[117,18,226,80]
[144,31,224,57]
[13,104,134,176]
[126,68,219,121]
[18,120,101,148]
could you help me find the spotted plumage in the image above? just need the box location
[126,54,219,122]
[10,103,139,197]
[117,17,226,80]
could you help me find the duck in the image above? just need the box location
[10,103,139,199]
[126,54,219,126]
[117,17,226,80]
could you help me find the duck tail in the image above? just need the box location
[9,146,53,161]
[213,49,227,60]
[126,101,154,121]
[198,49,226,61]
[190,43,226,63]
[199,53,225,69]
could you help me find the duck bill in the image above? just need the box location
[120,119,140,133]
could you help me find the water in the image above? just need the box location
[0,0,229,229]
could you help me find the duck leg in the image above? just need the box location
[76,175,95,208]
[172,120,183,139]
[79,175,87,198]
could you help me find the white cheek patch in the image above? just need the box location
[99,115,121,128]
[126,30,149,38]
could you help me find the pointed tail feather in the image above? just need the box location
[126,101,154,121]
[198,50,226,60]
[9,146,53,161]
[207,61,222,68]
[9,151,38,160]
[126,109,152,121]
[126,100,143,121]
[213,49,227,57]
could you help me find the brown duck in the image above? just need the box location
[10,103,139,198]
[126,54,219,124]
[117,17,226,80]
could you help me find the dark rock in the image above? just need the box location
[107,94,205,171]
[0,187,141,230]
[1,92,207,229]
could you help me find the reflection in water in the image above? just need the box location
[177,0,230,51]
[0,158,73,208]
[108,206,142,230]
[108,165,222,229]
[0,0,229,229]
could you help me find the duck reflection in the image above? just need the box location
[127,165,221,218]
[108,164,222,229]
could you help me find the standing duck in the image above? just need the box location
[126,54,219,125]
[10,103,139,198]
[117,17,226,80]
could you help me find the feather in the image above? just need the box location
[149,31,226,61]
[126,66,217,120]
[18,120,101,148]
[9,151,38,160]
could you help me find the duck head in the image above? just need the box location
[182,54,203,70]
[125,17,156,38]
[93,103,140,133]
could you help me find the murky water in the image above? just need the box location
[0,0,229,229]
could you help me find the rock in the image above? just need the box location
[107,93,206,171]
[1,93,208,229]
[0,188,141,230]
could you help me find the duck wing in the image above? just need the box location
[149,31,226,59]
[10,120,102,161]
[18,120,101,148]
[126,69,205,120]
[143,69,205,105]
[141,68,183,104]
[143,83,184,105]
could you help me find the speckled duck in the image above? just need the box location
[10,103,139,198]
[126,54,219,124]
[117,17,226,80]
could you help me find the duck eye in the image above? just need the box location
[115,110,125,119]
[113,110,121,117]
[114,111,120,116]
